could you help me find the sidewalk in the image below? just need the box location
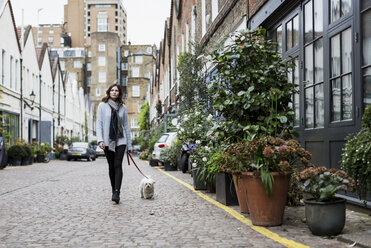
[157,162,371,248]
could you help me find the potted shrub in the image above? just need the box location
[208,150,238,206]
[224,137,311,226]
[22,145,33,165]
[7,145,27,166]
[341,105,371,202]
[297,166,355,236]
[159,140,180,171]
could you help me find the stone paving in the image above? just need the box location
[0,157,369,248]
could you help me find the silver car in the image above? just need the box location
[151,132,177,165]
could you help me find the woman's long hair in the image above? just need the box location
[101,83,124,103]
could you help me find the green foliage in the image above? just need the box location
[7,145,27,158]
[191,144,218,186]
[209,28,296,142]
[159,139,182,165]
[177,105,214,143]
[177,43,209,112]
[139,149,149,160]
[22,145,32,157]
[89,140,97,146]
[138,102,150,131]
[56,135,69,146]
[69,136,81,145]
[298,166,355,202]
[341,105,371,200]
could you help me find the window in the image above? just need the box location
[131,118,139,128]
[98,56,106,66]
[135,56,143,64]
[98,44,106,51]
[10,56,13,88]
[138,103,143,113]
[147,47,152,53]
[1,50,5,84]
[330,28,352,121]
[330,0,351,23]
[87,76,91,86]
[132,67,139,77]
[37,30,42,34]
[304,0,324,128]
[121,76,128,86]
[185,23,189,52]
[124,50,129,57]
[60,61,65,71]
[286,15,299,51]
[1,111,19,144]
[37,37,42,45]
[48,37,54,43]
[96,87,101,96]
[97,11,108,32]
[121,63,128,70]
[132,85,140,97]
[74,60,82,68]
[88,51,92,57]
[49,30,54,34]
[288,58,300,127]
[87,63,92,71]
[15,59,18,91]
[362,4,371,105]
[99,71,106,83]
[145,72,150,78]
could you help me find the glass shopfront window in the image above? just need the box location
[0,111,19,144]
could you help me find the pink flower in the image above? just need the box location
[263,146,274,158]
[220,166,224,171]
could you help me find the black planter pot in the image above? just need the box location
[36,155,45,163]
[216,173,238,206]
[12,157,22,166]
[304,197,346,236]
[59,153,68,160]
[21,157,29,165]
[164,161,176,171]
[192,168,207,190]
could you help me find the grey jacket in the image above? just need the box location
[96,102,132,151]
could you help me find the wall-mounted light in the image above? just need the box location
[24,90,36,110]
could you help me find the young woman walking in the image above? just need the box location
[96,83,132,204]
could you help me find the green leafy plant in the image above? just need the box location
[297,166,355,202]
[7,145,27,158]
[341,105,371,200]
[177,105,214,144]
[159,140,181,165]
[177,42,209,112]
[209,28,296,142]
[191,144,217,187]
[138,102,150,131]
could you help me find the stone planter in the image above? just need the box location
[304,197,346,236]
[216,173,238,206]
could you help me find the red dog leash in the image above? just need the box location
[126,151,148,179]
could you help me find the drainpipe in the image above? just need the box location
[20,58,23,140]
[58,70,60,126]
[39,74,42,143]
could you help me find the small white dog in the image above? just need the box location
[139,177,155,199]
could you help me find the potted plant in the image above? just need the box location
[208,150,238,206]
[297,166,355,236]
[159,140,181,171]
[341,105,371,202]
[224,136,311,226]
[7,144,27,166]
[22,145,33,165]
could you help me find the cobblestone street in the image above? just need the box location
[0,157,369,248]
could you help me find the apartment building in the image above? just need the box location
[32,24,71,48]
[64,0,127,47]
[121,44,156,138]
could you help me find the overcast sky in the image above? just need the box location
[10,0,171,46]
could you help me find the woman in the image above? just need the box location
[96,83,132,204]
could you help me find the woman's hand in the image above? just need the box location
[98,142,105,150]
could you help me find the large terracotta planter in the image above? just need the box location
[243,172,291,226]
[304,197,346,236]
[233,174,249,213]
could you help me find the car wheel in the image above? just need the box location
[67,157,71,161]
[181,154,188,173]
[92,155,96,161]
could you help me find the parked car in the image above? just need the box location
[132,145,141,155]
[95,146,105,157]
[67,142,96,161]
[151,132,177,165]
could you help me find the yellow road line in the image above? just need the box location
[157,168,310,248]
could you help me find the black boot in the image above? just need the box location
[112,189,120,204]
